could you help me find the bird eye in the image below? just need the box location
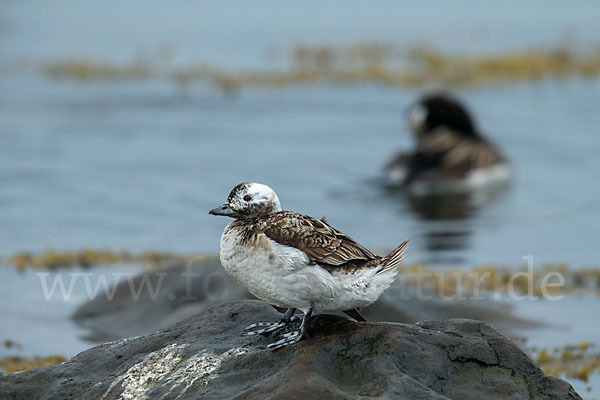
[243,195,252,202]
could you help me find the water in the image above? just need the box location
[1,0,600,394]
[2,78,599,266]
[0,265,141,358]
[1,1,600,266]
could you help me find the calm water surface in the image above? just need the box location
[2,79,599,266]
[1,1,599,266]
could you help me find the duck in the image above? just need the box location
[209,182,408,349]
[384,93,511,193]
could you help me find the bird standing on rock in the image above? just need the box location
[209,182,408,349]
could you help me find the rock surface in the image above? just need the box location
[72,257,538,342]
[2,300,580,400]
[72,257,252,341]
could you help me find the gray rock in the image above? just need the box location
[72,257,252,341]
[1,300,580,400]
[72,257,537,342]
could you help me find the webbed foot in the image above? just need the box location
[244,307,297,336]
[266,308,312,351]
[266,330,304,350]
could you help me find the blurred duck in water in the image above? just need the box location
[384,93,511,194]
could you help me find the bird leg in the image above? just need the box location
[245,307,297,336]
[267,308,312,351]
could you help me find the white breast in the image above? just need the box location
[385,164,408,186]
[219,223,322,312]
[219,222,398,313]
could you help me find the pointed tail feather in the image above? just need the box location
[379,239,409,274]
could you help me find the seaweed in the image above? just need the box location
[37,43,600,91]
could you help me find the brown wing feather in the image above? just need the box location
[415,130,505,179]
[260,211,377,266]
[443,139,504,172]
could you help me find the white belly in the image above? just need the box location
[219,223,394,313]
